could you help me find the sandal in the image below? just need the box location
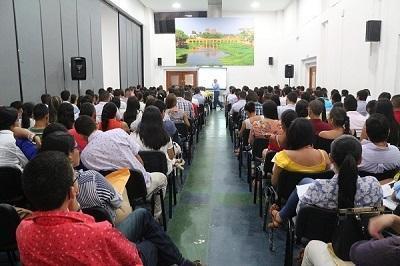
[269,204,280,214]
[268,209,282,229]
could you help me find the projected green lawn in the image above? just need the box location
[175,18,254,66]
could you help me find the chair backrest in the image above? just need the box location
[252,138,269,159]
[0,167,25,206]
[277,170,335,202]
[175,123,189,137]
[242,129,251,146]
[139,150,168,175]
[314,136,333,153]
[125,169,148,207]
[82,206,114,226]
[198,104,205,114]
[264,151,277,174]
[295,205,338,244]
[359,169,398,181]
[0,204,21,250]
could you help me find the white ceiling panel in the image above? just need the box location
[222,0,293,12]
[139,0,208,12]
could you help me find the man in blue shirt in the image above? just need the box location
[212,79,223,110]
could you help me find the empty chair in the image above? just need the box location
[82,206,115,226]
[0,167,27,207]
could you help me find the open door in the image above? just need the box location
[166,71,198,90]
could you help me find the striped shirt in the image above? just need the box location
[240,102,263,120]
[76,170,122,221]
[176,97,194,119]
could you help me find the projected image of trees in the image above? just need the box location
[175,18,254,66]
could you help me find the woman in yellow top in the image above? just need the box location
[271,118,331,186]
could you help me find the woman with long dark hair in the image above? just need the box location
[123,96,142,131]
[21,102,35,129]
[132,106,175,174]
[99,102,129,132]
[57,103,75,130]
[249,100,282,144]
[374,99,399,146]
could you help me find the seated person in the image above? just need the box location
[165,93,190,127]
[271,118,331,186]
[17,151,200,266]
[153,100,178,139]
[75,115,167,218]
[349,214,400,266]
[295,99,309,118]
[249,100,282,145]
[124,96,142,132]
[229,91,246,115]
[317,107,351,152]
[99,102,129,132]
[132,107,175,175]
[344,95,366,138]
[265,110,297,154]
[69,102,96,152]
[271,135,383,227]
[0,107,28,170]
[358,114,400,174]
[238,102,261,138]
[28,103,49,140]
[308,99,332,135]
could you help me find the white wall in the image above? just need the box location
[101,2,120,89]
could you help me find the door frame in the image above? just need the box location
[166,70,198,89]
[301,56,317,89]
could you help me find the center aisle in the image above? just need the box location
[169,111,282,265]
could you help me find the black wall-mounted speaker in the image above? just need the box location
[366,20,381,42]
[71,57,86,80]
[285,64,294,78]
[268,57,273,65]
[157,57,162,66]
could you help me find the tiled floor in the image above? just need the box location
[168,111,286,266]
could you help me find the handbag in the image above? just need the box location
[332,207,384,261]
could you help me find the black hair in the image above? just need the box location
[113,89,122,97]
[343,95,357,111]
[138,106,170,150]
[79,103,95,117]
[239,91,247,99]
[309,99,323,116]
[77,95,93,109]
[85,89,94,97]
[41,131,75,155]
[378,92,391,100]
[366,100,377,115]
[124,96,140,127]
[341,89,349,97]
[301,92,312,102]
[107,87,113,93]
[331,92,342,104]
[10,101,23,110]
[33,103,49,121]
[0,107,18,130]
[99,91,110,102]
[41,94,51,105]
[331,89,339,97]
[270,94,280,106]
[153,100,166,113]
[330,135,362,209]
[21,102,34,129]
[262,100,278,119]
[280,109,298,131]
[70,94,77,104]
[295,99,309,118]
[42,123,68,140]
[75,115,97,137]
[333,102,344,108]
[244,101,256,113]
[101,102,117,131]
[286,118,314,150]
[366,113,389,143]
[357,89,368,101]
[60,90,71,101]
[286,91,298,104]
[111,97,121,109]
[57,103,74,130]
[317,98,327,122]
[22,151,74,211]
[329,107,351,134]
[375,99,399,145]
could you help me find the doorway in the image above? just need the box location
[166,71,198,89]
[308,66,317,89]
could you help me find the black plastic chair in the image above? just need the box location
[139,150,177,220]
[238,129,250,179]
[0,167,27,207]
[314,136,333,153]
[262,151,277,231]
[175,123,192,165]
[0,204,21,265]
[359,169,398,181]
[251,138,269,217]
[82,206,115,226]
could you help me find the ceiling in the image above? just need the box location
[139,0,293,12]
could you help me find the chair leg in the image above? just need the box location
[259,174,263,217]
[172,172,177,205]
[7,251,15,266]
[284,220,294,266]
[159,191,167,231]
[168,178,173,219]
[248,155,252,192]
[253,174,257,204]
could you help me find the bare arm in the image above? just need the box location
[183,113,190,127]
[360,125,368,141]
[272,164,282,186]
[135,155,144,166]
[167,147,175,160]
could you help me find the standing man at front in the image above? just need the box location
[212,79,224,110]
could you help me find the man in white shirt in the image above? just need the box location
[344,95,366,138]
[356,89,368,116]
[277,91,297,119]
[0,107,28,171]
[95,91,121,122]
[226,86,238,105]
[75,115,167,218]
[192,87,205,106]
[359,114,400,173]
[230,91,247,114]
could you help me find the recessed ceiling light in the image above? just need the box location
[172,2,181,9]
[251,1,260,8]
